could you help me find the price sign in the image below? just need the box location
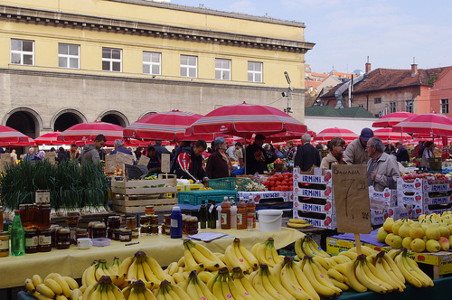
[332,164,372,234]
[161,153,171,173]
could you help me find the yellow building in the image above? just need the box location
[0,0,314,137]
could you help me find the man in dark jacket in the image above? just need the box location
[173,139,207,181]
[245,134,274,174]
[294,133,321,171]
[80,134,106,165]
[394,142,410,162]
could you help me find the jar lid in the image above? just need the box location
[37,227,51,232]
[0,231,8,235]
[25,228,37,232]
[58,228,70,234]
[76,228,87,233]
[108,216,120,219]
[40,204,51,207]
[145,205,154,209]
[126,217,136,220]
[93,222,106,228]
[119,228,132,233]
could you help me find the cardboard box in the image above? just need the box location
[423,194,452,205]
[326,237,355,255]
[237,191,292,203]
[293,196,335,214]
[293,168,333,185]
[397,190,423,205]
[370,208,387,226]
[369,186,397,207]
[293,207,336,229]
[423,203,452,215]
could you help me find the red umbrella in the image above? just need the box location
[373,128,412,141]
[393,113,452,137]
[0,125,32,144]
[313,128,358,141]
[186,102,307,139]
[372,112,416,128]
[35,131,62,145]
[57,121,123,145]
[2,137,36,147]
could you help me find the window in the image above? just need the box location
[374,97,382,104]
[215,58,231,80]
[405,100,414,113]
[143,51,161,75]
[248,61,262,82]
[441,99,449,114]
[180,55,197,78]
[102,48,122,72]
[58,43,80,69]
[389,101,397,113]
[11,39,34,65]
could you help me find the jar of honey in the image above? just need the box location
[37,228,52,252]
[117,228,132,242]
[38,204,51,229]
[0,231,9,257]
[76,228,89,241]
[92,223,107,239]
[108,216,121,229]
[56,228,71,249]
[131,228,140,239]
[25,228,39,253]
[145,206,155,215]
[125,217,137,229]
[139,215,150,227]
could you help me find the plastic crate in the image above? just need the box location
[207,177,253,190]
[178,190,237,205]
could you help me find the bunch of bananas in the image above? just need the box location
[118,251,173,289]
[122,280,155,300]
[223,238,259,273]
[300,256,342,298]
[286,218,312,229]
[294,236,330,259]
[82,275,125,300]
[82,259,126,290]
[230,267,263,299]
[24,273,80,300]
[154,280,190,300]
[182,271,217,300]
[208,267,255,300]
[183,239,226,272]
[250,263,300,299]
[250,237,283,267]
[393,249,434,288]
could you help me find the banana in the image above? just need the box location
[294,238,306,259]
[280,263,311,300]
[183,245,204,272]
[306,236,330,258]
[44,278,63,296]
[302,260,338,297]
[177,256,185,268]
[338,250,358,260]
[331,254,351,264]
[143,288,157,300]
[53,274,72,297]
[252,271,280,300]
[237,242,259,271]
[362,257,395,291]
[55,295,69,300]
[32,292,54,300]
[380,256,405,288]
[403,253,434,287]
[289,218,308,224]
[382,252,405,283]
[344,260,367,293]
[145,257,167,282]
[118,256,134,277]
[136,261,147,282]
[327,268,346,283]
[287,222,312,228]
[355,259,389,293]
[24,278,35,292]
[192,242,225,267]
[251,243,271,266]
[232,241,253,273]
[292,261,320,300]
[375,256,405,292]
[211,276,225,300]
[330,278,349,291]
[32,274,43,287]
[224,242,243,270]
[198,271,215,284]
[225,277,247,300]
[238,277,263,299]
[70,288,83,300]
[36,283,56,299]
[142,258,160,284]
[63,276,79,290]
[394,253,423,288]
[312,256,332,270]
[190,246,221,271]
[310,259,341,293]
[259,270,287,300]
[82,264,98,287]
[127,259,139,281]
[111,284,126,300]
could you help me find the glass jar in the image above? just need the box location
[117,228,132,242]
[38,204,51,229]
[25,228,39,253]
[19,204,29,228]
[76,228,89,241]
[92,223,107,239]
[0,231,9,257]
[125,217,137,229]
[87,221,99,238]
[108,216,121,229]
[66,212,80,228]
[150,225,159,235]
[139,215,150,227]
[28,204,38,228]
[56,228,71,249]
[37,228,52,252]
[149,215,159,225]
[145,206,155,215]
[164,214,171,226]
[131,228,140,239]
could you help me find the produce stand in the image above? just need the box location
[0,226,304,289]
[177,190,237,205]
[326,228,452,279]
[111,177,177,213]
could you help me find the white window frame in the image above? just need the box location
[441,98,449,114]
[102,47,122,72]
[11,39,34,65]
[248,61,262,83]
[143,51,161,75]
[389,101,397,113]
[215,58,231,80]
[58,43,80,69]
[405,100,414,113]
[180,55,197,78]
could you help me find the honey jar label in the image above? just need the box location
[26,236,39,247]
[39,235,52,245]
[0,240,9,251]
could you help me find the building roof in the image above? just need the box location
[305,106,374,118]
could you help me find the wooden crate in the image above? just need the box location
[111,177,178,213]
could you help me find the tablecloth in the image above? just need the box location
[0,226,304,289]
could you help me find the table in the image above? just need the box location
[0,226,304,289]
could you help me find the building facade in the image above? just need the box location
[0,0,314,138]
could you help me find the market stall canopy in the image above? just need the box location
[373,128,413,141]
[185,101,307,139]
[57,121,123,146]
[372,112,416,128]
[34,131,62,145]
[313,128,358,142]
[392,113,452,137]
[2,136,36,147]
[0,125,34,145]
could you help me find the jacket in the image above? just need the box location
[320,152,343,169]
[206,151,232,179]
[344,138,369,165]
[294,143,321,171]
[80,144,100,165]
[367,152,400,192]
[395,146,410,162]
[245,143,268,174]
[173,147,206,181]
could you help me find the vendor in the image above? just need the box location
[420,141,435,169]
[245,134,273,174]
[366,137,399,191]
[294,133,321,171]
[320,137,346,169]
[206,137,233,179]
[173,139,207,182]
[344,128,374,165]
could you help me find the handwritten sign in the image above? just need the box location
[161,153,171,173]
[332,164,372,234]
[105,152,134,173]
[137,155,150,167]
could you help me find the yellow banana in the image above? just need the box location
[394,253,423,288]
[111,284,126,300]
[403,254,434,287]
[303,260,338,297]
[382,252,405,283]
[312,256,332,270]
[307,237,330,258]
[198,271,215,284]
[331,254,351,264]
[211,277,225,300]
[310,259,341,293]
[118,256,134,277]
[289,218,308,224]
[82,264,98,287]
[166,262,178,276]
[127,259,139,281]
[44,278,63,296]
[36,283,56,299]
[63,276,79,290]
[375,257,405,292]
[280,264,311,300]
[380,256,405,289]
[292,261,320,300]
[327,268,346,283]
[32,292,54,300]
[55,295,69,300]
[294,238,306,259]
[145,257,166,282]
[171,282,191,299]
[355,260,388,293]
[192,242,225,267]
[69,288,83,300]
[232,242,252,273]
[287,222,312,228]
[183,246,204,272]
[343,260,367,293]
[32,274,43,287]
[330,278,349,291]
[24,278,35,292]
[53,274,72,297]
[237,242,259,271]
[338,250,358,260]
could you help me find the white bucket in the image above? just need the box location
[258,209,283,232]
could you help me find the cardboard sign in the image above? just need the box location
[161,153,171,173]
[45,151,56,165]
[137,155,150,167]
[105,152,134,173]
[0,153,12,172]
[332,164,372,234]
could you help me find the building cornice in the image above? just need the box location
[0,5,315,53]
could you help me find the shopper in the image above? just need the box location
[57,147,68,162]
[420,141,435,169]
[366,137,399,191]
[68,144,80,161]
[80,134,106,165]
[294,134,321,171]
[154,140,173,161]
[286,140,297,161]
[23,147,36,161]
[344,128,374,164]
[173,139,207,181]
[10,149,18,166]
[206,137,233,179]
[245,134,273,174]
[320,137,346,169]
[146,145,161,173]
[110,139,133,155]
[394,142,410,162]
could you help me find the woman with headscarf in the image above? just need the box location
[206,137,233,179]
[320,137,346,169]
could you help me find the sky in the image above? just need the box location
[171,0,452,74]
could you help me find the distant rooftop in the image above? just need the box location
[305,106,374,118]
